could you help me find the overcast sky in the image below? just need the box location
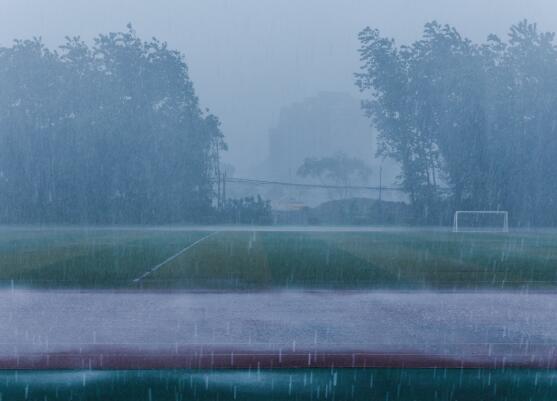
[1,0,556,175]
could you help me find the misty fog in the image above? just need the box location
[2,0,556,177]
[3,2,557,400]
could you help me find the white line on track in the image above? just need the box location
[132,231,219,283]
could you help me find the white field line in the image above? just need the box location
[133,231,219,283]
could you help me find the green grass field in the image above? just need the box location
[1,368,556,401]
[1,227,557,290]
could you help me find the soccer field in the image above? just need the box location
[1,226,557,290]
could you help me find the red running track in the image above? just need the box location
[1,289,556,369]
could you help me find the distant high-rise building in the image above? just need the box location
[265,92,398,185]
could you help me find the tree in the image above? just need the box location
[297,152,372,198]
[0,25,225,224]
[220,196,272,225]
[356,20,557,226]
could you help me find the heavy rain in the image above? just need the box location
[1,1,557,400]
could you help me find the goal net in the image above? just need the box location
[453,211,509,233]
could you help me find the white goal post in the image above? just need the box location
[453,211,509,233]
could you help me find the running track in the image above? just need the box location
[1,289,557,369]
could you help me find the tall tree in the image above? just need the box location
[356,20,557,226]
[0,25,225,224]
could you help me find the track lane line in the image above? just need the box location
[132,231,219,283]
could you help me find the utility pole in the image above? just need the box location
[378,165,383,223]
[222,171,227,207]
[378,165,383,203]
[217,170,222,210]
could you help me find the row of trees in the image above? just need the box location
[0,25,225,224]
[219,196,272,225]
[357,21,557,226]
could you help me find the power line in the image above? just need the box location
[225,177,452,192]
[226,177,401,192]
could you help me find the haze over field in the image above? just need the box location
[1,0,556,176]
[2,3,557,398]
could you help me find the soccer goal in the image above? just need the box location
[453,211,509,233]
